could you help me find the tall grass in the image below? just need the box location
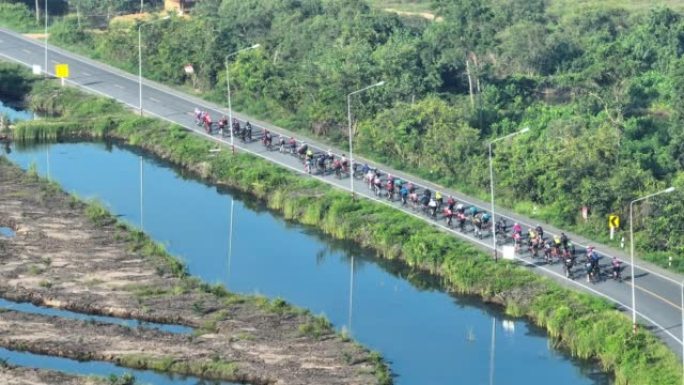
[15,79,683,385]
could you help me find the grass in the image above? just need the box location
[9,76,680,385]
[117,354,237,380]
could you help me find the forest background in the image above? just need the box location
[1,0,684,270]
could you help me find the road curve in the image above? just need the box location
[0,27,681,356]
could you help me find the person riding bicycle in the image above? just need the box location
[297,142,308,158]
[263,129,272,148]
[218,115,228,134]
[611,256,622,279]
[447,196,456,211]
[560,232,569,249]
[316,154,326,173]
[512,222,522,236]
[232,118,240,134]
[341,154,349,173]
[400,184,409,205]
[435,191,443,210]
[288,137,297,154]
[245,121,253,141]
[535,224,544,239]
[203,112,213,133]
[278,135,286,152]
[468,205,478,217]
[194,107,202,125]
[481,212,491,225]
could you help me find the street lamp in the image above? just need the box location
[488,127,529,260]
[44,0,48,77]
[225,44,261,153]
[347,81,385,195]
[629,186,675,333]
[138,16,170,116]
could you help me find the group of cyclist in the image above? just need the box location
[194,108,253,141]
[193,106,624,284]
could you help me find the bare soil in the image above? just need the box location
[0,365,105,385]
[0,158,380,385]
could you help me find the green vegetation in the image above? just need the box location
[4,0,675,272]
[117,354,237,380]
[0,3,39,32]
[106,373,136,385]
[8,68,680,384]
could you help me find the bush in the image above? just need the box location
[0,3,38,33]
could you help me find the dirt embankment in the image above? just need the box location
[0,364,105,385]
[0,158,383,385]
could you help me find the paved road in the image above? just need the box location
[1,28,682,356]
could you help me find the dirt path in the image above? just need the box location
[0,158,383,384]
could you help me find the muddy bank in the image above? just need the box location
[0,157,384,385]
[0,364,105,385]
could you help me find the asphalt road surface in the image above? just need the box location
[1,27,682,356]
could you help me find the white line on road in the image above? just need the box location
[2,48,681,349]
[114,84,125,89]
[21,48,30,54]
[148,97,160,103]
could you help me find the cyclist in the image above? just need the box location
[512,222,522,236]
[435,191,443,210]
[611,256,622,280]
[535,224,544,239]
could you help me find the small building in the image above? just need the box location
[164,0,197,15]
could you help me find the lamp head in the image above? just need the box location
[665,187,676,193]
[519,127,530,134]
[375,81,385,87]
[251,44,261,49]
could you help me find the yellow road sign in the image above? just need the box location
[609,214,620,229]
[55,63,69,78]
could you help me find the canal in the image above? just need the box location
[2,140,612,385]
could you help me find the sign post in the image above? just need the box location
[608,214,620,240]
[54,64,70,86]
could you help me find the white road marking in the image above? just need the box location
[21,48,31,54]
[148,97,160,103]
[114,84,125,89]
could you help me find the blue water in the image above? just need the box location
[0,101,33,122]
[0,298,192,334]
[0,227,15,237]
[0,347,235,385]
[3,142,612,385]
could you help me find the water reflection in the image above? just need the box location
[5,141,613,385]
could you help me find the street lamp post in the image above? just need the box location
[44,0,48,76]
[488,127,529,261]
[629,186,675,333]
[347,81,385,195]
[138,16,170,116]
[225,44,261,153]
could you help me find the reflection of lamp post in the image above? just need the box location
[489,317,495,385]
[227,198,234,289]
[138,16,171,116]
[347,81,385,195]
[488,127,529,260]
[629,186,675,333]
[348,255,355,335]
[225,44,261,153]
[139,156,144,230]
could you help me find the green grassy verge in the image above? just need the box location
[8,70,681,384]
[117,355,238,382]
